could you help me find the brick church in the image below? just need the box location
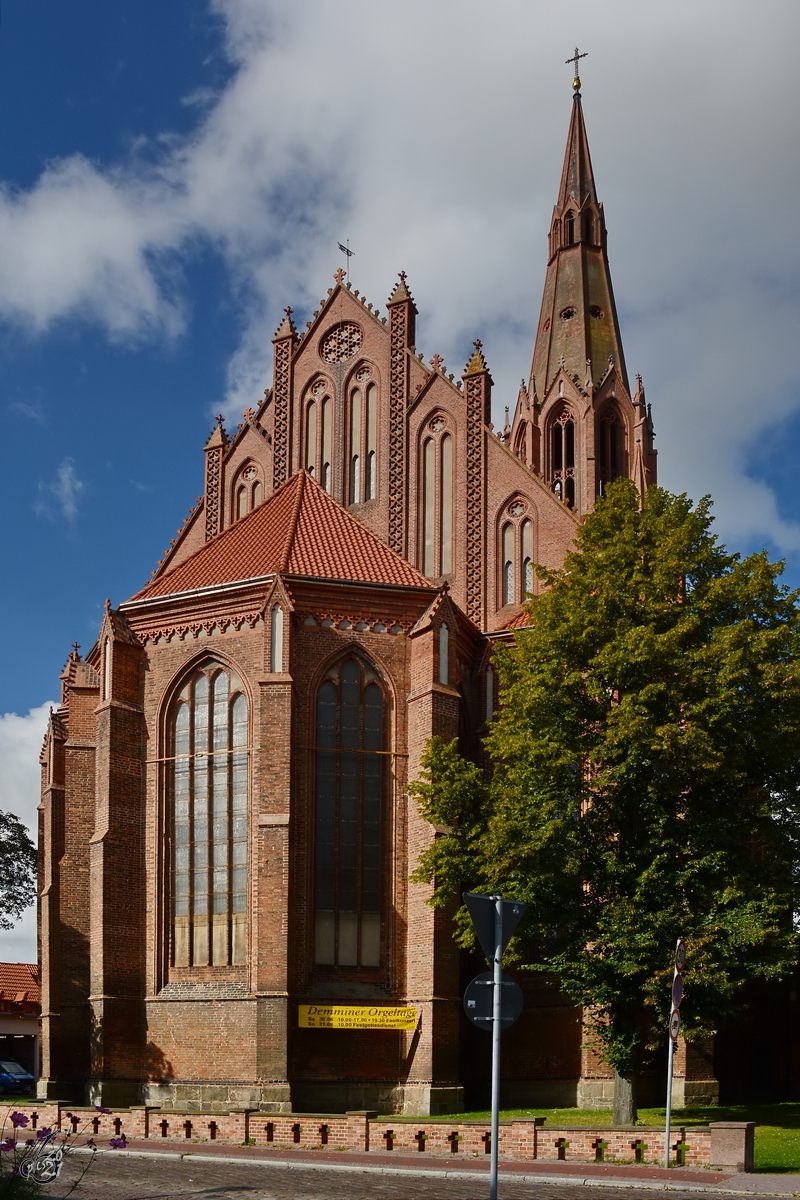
[38,81,667,1115]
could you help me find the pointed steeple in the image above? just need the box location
[529,87,628,401]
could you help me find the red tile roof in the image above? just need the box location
[0,962,39,1005]
[133,471,432,600]
[498,607,532,631]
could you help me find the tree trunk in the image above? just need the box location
[612,1070,638,1125]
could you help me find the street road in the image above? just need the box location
[52,1150,788,1200]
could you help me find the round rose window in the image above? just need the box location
[320,322,362,363]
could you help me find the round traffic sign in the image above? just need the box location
[675,939,687,974]
[672,975,684,1009]
[463,970,524,1031]
[669,1009,681,1041]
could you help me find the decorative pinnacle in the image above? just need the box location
[566,46,587,94]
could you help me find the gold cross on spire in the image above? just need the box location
[565,46,587,92]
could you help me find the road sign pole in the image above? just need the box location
[664,937,686,1169]
[663,1031,674,1168]
[490,894,502,1200]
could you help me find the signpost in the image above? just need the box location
[463,892,526,1200]
[664,938,686,1168]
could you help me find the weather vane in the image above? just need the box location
[337,239,354,284]
[565,47,587,93]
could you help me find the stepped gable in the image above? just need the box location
[131,470,431,600]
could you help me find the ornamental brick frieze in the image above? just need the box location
[137,612,264,646]
[301,612,407,634]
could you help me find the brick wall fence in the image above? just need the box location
[1,1104,754,1171]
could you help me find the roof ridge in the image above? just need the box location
[138,472,301,598]
[281,470,306,572]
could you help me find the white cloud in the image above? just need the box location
[35,458,85,522]
[0,702,53,963]
[0,0,797,560]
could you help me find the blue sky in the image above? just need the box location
[1,0,799,959]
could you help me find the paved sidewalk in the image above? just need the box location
[93,1138,800,1195]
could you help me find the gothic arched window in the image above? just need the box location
[582,210,594,244]
[420,417,453,580]
[306,400,317,476]
[171,663,248,969]
[521,519,534,596]
[598,407,624,492]
[233,465,262,522]
[565,211,575,246]
[349,380,378,504]
[315,658,384,968]
[305,385,334,490]
[549,412,576,508]
[502,522,515,606]
[439,623,449,686]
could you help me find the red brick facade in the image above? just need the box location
[37,93,676,1115]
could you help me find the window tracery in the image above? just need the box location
[171,663,248,969]
[420,417,453,579]
[349,377,378,504]
[233,464,263,521]
[305,382,334,491]
[548,411,576,508]
[597,406,624,493]
[314,657,384,969]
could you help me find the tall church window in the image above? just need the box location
[502,523,515,606]
[439,624,449,686]
[440,434,453,575]
[420,417,453,579]
[521,519,534,596]
[598,407,623,492]
[350,389,361,503]
[583,210,594,243]
[565,211,575,246]
[486,663,496,723]
[171,664,248,969]
[366,383,377,499]
[422,438,435,577]
[305,385,334,490]
[306,401,317,476]
[321,397,332,492]
[349,380,378,504]
[549,412,576,508]
[314,658,384,969]
[270,605,284,673]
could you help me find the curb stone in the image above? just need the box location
[76,1147,800,1195]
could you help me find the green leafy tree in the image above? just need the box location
[0,809,36,930]
[412,480,800,1123]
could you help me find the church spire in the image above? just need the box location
[529,80,628,401]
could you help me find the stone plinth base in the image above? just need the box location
[142,1081,292,1114]
[673,1078,720,1108]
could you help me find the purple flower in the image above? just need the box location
[9,1113,29,1129]
[95,1106,113,1115]
[108,1135,127,1150]
[11,1165,21,1177]
[0,1138,16,1152]
[36,1127,54,1142]
[85,1137,96,1149]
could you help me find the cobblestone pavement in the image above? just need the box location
[50,1151,791,1200]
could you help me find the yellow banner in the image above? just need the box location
[298,1004,418,1030]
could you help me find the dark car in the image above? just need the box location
[0,1061,35,1095]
